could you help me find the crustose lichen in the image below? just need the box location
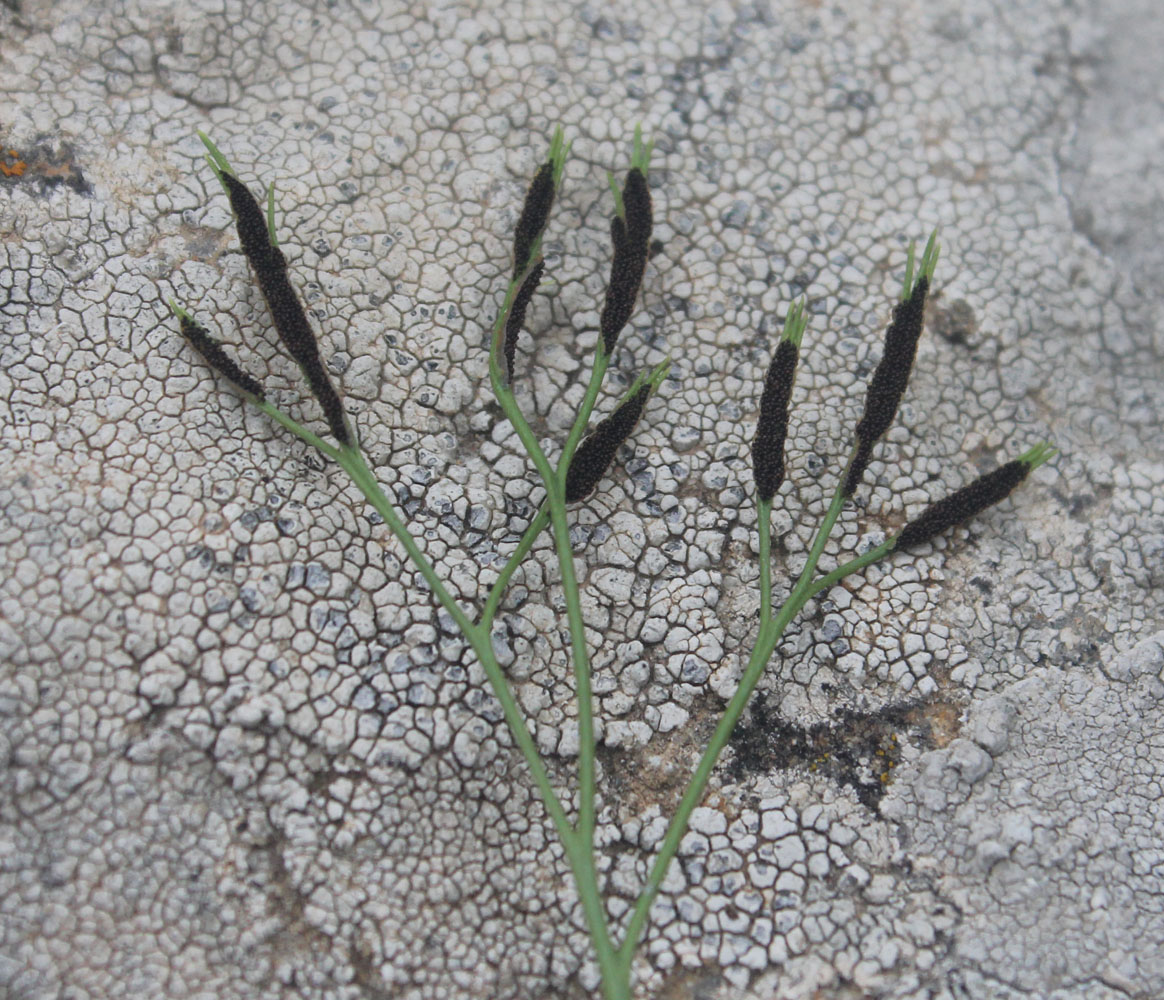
[169,127,1056,1000]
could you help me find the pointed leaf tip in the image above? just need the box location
[781,298,808,348]
[197,131,236,180]
[1018,441,1058,469]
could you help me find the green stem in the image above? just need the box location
[488,277,617,982]
[806,535,898,600]
[478,502,551,629]
[544,490,597,833]
[258,417,616,986]
[543,341,613,842]
[615,449,859,972]
[339,446,475,636]
[757,497,773,627]
[254,398,342,461]
[792,470,851,597]
[558,343,610,475]
[336,444,585,839]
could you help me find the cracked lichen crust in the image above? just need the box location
[0,0,1161,999]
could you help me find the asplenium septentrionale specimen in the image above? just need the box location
[169,128,1056,1000]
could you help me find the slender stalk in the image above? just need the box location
[757,496,773,627]
[255,398,341,461]
[487,272,617,982]
[339,446,475,634]
[180,147,1055,1000]
[336,443,579,828]
[791,464,852,597]
[254,392,624,991]
[478,502,551,629]
[615,449,858,972]
[558,343,610,474]
[544,495,598,834]
[807,535,897,599]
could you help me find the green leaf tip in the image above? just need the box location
[1018,441,1058,469]
[265,182,279,248]
[622,358,671,403]
[901,228,940,301]
[168,297,193,322]
[630,123,654,176]
[644,357,671,393]
[919,228,940,283]
[607,170,626,223]
[197,130,237,192]
[607,127,655,223]
[780,298,808,348]
[547,125,571,188]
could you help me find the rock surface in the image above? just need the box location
[1,0,1161,998]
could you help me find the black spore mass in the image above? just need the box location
[505,260,545,381]
[844,275,929,495]
[179,315,266,400]
[600,168,652,354]
[513,162,555,278]
[565,383,652,502]
[221,171,351,446]
[751,337,799,502]
[896,459,1030,549]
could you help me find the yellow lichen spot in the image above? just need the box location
[1,150,27,177]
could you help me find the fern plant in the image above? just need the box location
[169,128,1055,1000]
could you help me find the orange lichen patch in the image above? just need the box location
[907,698,961,748]
[0,149,27,177]
[0,141,91,194]
[35,160,78,183]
